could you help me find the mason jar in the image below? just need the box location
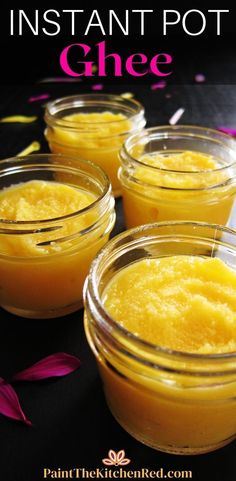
[0,154,115,319]
[45,94,146,197]
[119,126,236,228]
[84,222,236,455]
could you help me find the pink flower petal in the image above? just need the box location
[13,353,81,382]
[151,80,167,90]
[28,94,50,103]
[91,84,104,91]
[217,127,236,137]
[0,378,31,426]
[194,73,206,83]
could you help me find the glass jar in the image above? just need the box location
[84,222,236,455]
[0,154,115,319]
[44,94,146,197]
[119,126,236,228]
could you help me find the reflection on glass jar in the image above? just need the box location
[84,222,236,455]
[0,154,115,319]
[45,94,146,197]
[119,126,236,227]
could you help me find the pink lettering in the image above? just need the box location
[97,40,122,76]
[126,54,148,76]
[150,53,173,76]
[59,40,173,78]
[60,43,93,77]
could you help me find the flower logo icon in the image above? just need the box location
[102,449,131,466]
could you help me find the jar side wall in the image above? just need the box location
[45,132,124,196]
[120,177,235,228]
[0,207,115,318]
[99,359,236,454]
[85,313,236,454]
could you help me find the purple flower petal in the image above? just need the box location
[194,73,206,83]
[91,84,104,91]
[0,378,32,426]
[28,94,50,103]
[151,81,167,90]
[12,353,81,382]
[217,127,236,137]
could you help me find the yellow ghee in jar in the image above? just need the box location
[104,256,236,354]
[0,180,110,317]
[46,112,132,195]
[121,150,235,227]
[98,256,236,452]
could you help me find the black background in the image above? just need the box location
[0,2,236,481]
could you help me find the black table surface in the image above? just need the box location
[0,81,236,481]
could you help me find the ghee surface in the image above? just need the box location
[0,180,95,256]
[0,179,94,221]
[104,256,236,354]
[47,111,132,195]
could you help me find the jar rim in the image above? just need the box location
[121,125,236,176]
[85,220,236,362]
[45,94,145,130]
[0,153,111,226]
